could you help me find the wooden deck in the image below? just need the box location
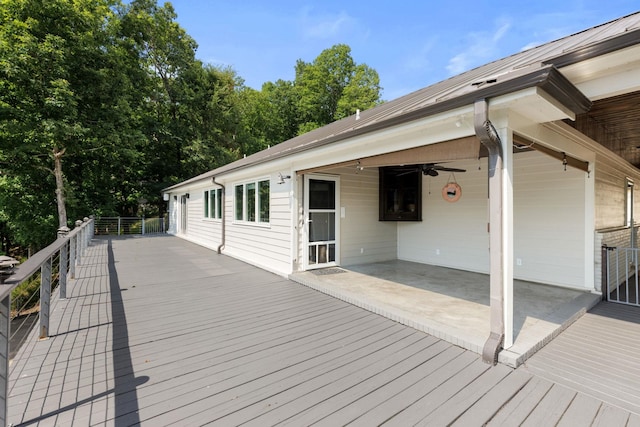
[8,236,640,426]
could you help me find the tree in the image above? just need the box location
[294,44,382,134]
[122,0,243,202]
[249,44,383,147]
[0,0,148,247]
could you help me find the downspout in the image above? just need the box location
[212,177,225,254]
[474,99,505,364]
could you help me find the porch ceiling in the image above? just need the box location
[296,137,482,175]
[570,90,640,168]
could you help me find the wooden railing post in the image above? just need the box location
[39,256,52,339]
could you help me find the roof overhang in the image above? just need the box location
[163,65,591,192]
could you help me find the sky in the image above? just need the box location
[165,1,639,100]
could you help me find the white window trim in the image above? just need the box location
[233,177,271,226]
[203,187,223,221]
[626,178,634,228]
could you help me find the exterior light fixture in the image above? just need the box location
[277,173,291,185]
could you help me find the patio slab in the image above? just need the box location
[290,260,601,366]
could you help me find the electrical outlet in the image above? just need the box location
[516,258,522,266]
[360,248,364,254]
[436,249,440,255]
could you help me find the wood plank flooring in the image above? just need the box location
[7,236,640,426]
[522,301,640,415]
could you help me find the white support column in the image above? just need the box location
[584,165,596,292]
[498,123,514,349]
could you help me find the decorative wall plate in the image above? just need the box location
[442,182,462,202]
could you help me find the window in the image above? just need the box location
[379,166,422,221]
[204,188,223,219]
[234,179,270,223]
[259,180,270,222]
[215,189,222,218]
[235,185,244,221]
[627,179,634,227]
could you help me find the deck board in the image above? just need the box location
[7,235,640,426]
[523,301,640,415]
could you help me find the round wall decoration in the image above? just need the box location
[442,182,462,203]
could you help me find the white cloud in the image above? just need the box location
[403,37,438,72]
[298,7,357,39]
[445,19,512,76]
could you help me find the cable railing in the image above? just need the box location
[94,216,166,236]
[0,217,94,426]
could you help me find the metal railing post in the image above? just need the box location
[39,256,53,339]
[59,240,68,299]
[118,217,121,236]
[83,217,90,250]
[602,245,609,297]
[69,234,77,279]
[142,217,146,235]
[0,294,9,426]
[57,226,70,300]
[75,220,83,266]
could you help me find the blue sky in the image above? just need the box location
[166,1,639,100]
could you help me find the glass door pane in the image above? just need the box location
[305,177,338,268]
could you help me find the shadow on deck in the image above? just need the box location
[7,236,640,425]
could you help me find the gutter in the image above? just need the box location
[212,177,225,254]
[163,66,591,192]
[474,99,505,365]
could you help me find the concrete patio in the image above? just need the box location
[292,260,601,366]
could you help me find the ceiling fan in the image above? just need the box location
[394,163,466,177]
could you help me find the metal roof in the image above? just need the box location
[164,11,640,192]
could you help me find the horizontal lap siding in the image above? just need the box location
[398,152,588,288]
[332,167,397,266]
[224,177,293,275]
[398,158,489,273]
[513,151,586,287]
[594,158,640,289]
[595,162,628,230]
[183,190,223,250]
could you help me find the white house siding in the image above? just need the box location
[223,174,293,276]
[397,151,589,289]
[327,167,397,266]
[595,161,630,230]
[397,158,490,273]
[593,158,640,291]
[512,151,586,288]
[185,187,223,251]
[166,185,223,251]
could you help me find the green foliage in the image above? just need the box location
[239,44,383,149]
[0,0,384,251]
[11,274,41,315]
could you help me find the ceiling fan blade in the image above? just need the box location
[396,169,418,176]
[437,167,467,173]
[424,168,439,177]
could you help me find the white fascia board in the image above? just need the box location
[488,87,576,123]
[288,105,476,173]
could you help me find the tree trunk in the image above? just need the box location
[53,148,67,228]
